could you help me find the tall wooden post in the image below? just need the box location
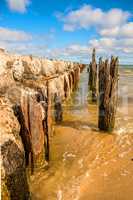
[54,93,63,123]
[88,48,97,102]
[44,80,51,161]
[98,56,119,132]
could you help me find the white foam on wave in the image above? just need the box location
[57,189,63,200]
[62,151,76,162]
[78,159,83,169]
[116,127,126,135]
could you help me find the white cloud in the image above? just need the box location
[99,27,119,37]
[55,4,133,63]
[64,44,89,56]
[46,36,133,63]
[0,40,48,57]
[63,24,76,32]
[6,0,30,13]
[46,44,90,60]
[0,27,32,41]
[89,38,116,49]
[57,5,130,31]
[0,27,33,55]
[88,37,133,56]
[1,36,133,64]
[100,22,133,38]
[0,27,54,57]
[0,25,132,64]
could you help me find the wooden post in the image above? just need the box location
[44,80,52,161]
[98,56,119,132]
[54,93,63,123]
[88,48,97,102]
[88,62,92,88]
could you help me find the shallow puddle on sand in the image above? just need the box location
[30,68,133,200]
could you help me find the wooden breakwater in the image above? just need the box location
[88,49,119,132]
[0,49,86,200]
[1,48,119,200]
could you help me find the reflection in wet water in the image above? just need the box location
[30,67,133,200]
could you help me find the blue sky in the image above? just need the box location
[0,0,133,64]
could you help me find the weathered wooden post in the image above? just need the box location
[45,80,52,161]
[88,48,97,102]
[98,56,119,132]
[54,93,63,123]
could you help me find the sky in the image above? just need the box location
[0,0,133,64]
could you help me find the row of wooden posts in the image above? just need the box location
[12,64,85,174]
[54,50,119,133]
[88,48,119,132]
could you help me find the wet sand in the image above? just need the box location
[30,67,133,200]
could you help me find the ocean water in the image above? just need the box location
[30,66,133,200]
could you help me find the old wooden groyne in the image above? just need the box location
[88,49,119,132]
[0,48,119,200]
[0,49,85,199]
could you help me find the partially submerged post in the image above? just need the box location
[54,93,63,123]
[98,56,119,132]
[88,48,97,102]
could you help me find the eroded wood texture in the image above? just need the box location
[88,48,97,102]
[98,56,119,132]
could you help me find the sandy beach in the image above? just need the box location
[30,67,133,200]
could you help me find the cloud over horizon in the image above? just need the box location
[0,2,133,64]
[99,22,133,38]
[54,4,133,64]
[0,25,133,64]
[0,27,32,41]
